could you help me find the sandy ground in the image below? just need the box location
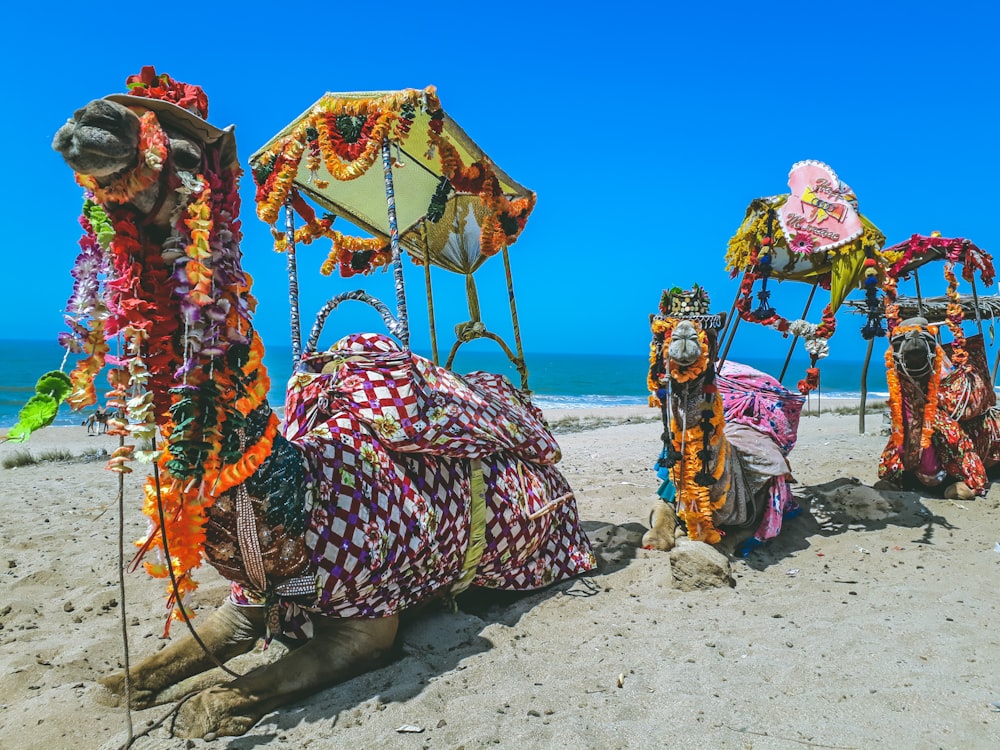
[1,404,998,750]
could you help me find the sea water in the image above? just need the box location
[0,339,889,428]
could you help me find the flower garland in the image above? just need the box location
[268,191,392,277]
[881,233,996,288]
[253,89,428,224]
[647,314,729,544]
[64,115,279,624]
[252,87,535,266]
[75,112,168,205]
[879,273,942,482]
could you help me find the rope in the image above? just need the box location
[151,461,242,678]
[114,416,134,745]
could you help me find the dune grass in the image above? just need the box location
[1,447,99,469]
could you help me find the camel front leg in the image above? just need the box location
[99,600,264,709]
[172,613,399,739]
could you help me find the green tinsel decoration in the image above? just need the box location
[427,177,452,223]
[335,114,367,144]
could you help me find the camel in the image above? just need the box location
[876,316,1000,499]
[82,406,109,435]
[642,287,804,557]
[50,69,594,738]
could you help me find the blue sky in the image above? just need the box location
[3,1,997,364]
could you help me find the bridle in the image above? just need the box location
[891,326,937,379]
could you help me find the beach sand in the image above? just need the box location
[1,407,998,749]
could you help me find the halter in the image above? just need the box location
[890,324,937,379]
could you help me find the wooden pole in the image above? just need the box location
[717,284,744,367]
[779,282,819,381]
[859,337,875,434]
[501,246,529,392]
[421,225,439,364]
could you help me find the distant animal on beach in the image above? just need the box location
[51,69,594,739]
[643,287,805,557]
[82,406,109,435]
[877,316,1000,499]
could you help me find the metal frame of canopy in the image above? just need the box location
[849,233,997,433]
[718,171,886,404]
[247,87,537,390]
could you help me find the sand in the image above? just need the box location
[1,406,998,750]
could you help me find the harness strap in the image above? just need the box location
[451,458,487,595]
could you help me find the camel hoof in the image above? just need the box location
[172,687,259,739]
[641,528,676,552]
[943,481,975,501]
[96,673,156,710]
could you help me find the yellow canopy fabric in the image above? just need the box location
[248,87,535,274]
[725,195,886,311]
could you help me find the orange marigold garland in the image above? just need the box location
[879,272,943,483]
[647,311,729,544]
[252,87,535,275]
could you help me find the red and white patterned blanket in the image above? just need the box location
[230,334,595,638]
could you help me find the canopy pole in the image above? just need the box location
[284,195,302,365]
[717,283,744,368]
[913,268,924,316]
[423,268,439,365]
[382,139,410,348]
[420,222,439,364]
[501,246,529,391]
[779,282,819,381]
[968,249,985,338]
[859,337,875,434]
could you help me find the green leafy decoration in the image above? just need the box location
[4,371,73,443]
[35,371,73,402]
[7,394,59,443]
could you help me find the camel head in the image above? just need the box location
[668,320,709,367]
[52,67,235,227]
[890,316,938,382]
[648,285,726,391]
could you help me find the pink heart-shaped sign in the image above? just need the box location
[777,160,863,255]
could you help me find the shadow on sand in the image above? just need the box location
[195,520,643,749]
[739,476,960,572]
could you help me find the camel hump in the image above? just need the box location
[285,334,561,465]
[717,360,804,456]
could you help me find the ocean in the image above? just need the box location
[0,339,889,428]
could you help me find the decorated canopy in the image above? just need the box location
[247,86,538,388]
[720,161,886,396]
[249,87,535,275]
[725,160,886,313]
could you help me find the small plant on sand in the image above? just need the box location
[2,450,38,469]
[37,449,77,463]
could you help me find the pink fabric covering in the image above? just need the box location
[717,361,804,543]
[717,361,805,457]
